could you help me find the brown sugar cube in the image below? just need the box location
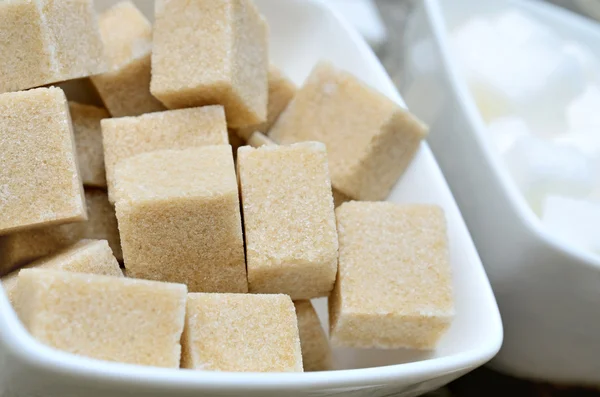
[243,135,343,211]
[114,146,247,293]
[2,239,122,302]
[14,269,186,367]
[91,1,165,117]
[93,56,164,118]
[102,106,228,203]
[294,300,332,372]
[182,293,303,372]
[0,189,121,274]
[237,142,338,299]
[150,0,269,128]
[0,87,87,235]
[330,202,454,349]
[0,0,105,93]
[247,131,276,148]
[83,189,122,260]
[69,102,109,188]
[269,61,428,201]
[0,223,84,276]
[235,65,297,140]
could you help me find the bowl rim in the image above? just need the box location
[0,0,503,390]
[422,0,600,270]
[0,298,498,390]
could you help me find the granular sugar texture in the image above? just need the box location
[330,202,454,349]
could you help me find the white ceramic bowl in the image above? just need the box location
[0,1,502,396]
[403,0,600,386]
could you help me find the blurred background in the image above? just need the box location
[370,0,591,87]
[332,0,600,396]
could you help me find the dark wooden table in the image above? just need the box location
[371,0,600,395]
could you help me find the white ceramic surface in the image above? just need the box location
[326,0,387,47]
[403,0,600,386]
[0,1,502,396]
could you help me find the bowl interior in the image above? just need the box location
[1,0,501,378]
[431,0,600,269]
[255,0,501,369]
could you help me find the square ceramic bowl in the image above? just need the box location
[403,0,600,386]
[0,1,502,396]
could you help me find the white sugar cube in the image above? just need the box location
[542,196,600,255]
[504,135,595,214]
[489,10,582,107]
[487,116,531,154]
[452,13,585,127]
[553,131,600,158]
[563,42,600,82]
[515,44,583,136]
[451,18,506,90]
[451,18,499,73]
[566,84,600,131]
[494,9,554,47]
[451,18,515,121]
[480,43,581,132]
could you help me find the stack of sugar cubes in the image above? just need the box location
[451,9,600,257]
[0,0,454,373]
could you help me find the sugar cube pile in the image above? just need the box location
[101,105,228,203]
[270,61,428,201]
[451,8,600,257]
[0,0,452,372]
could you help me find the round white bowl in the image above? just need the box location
[0,1,502,396]
[403,0,600,386]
